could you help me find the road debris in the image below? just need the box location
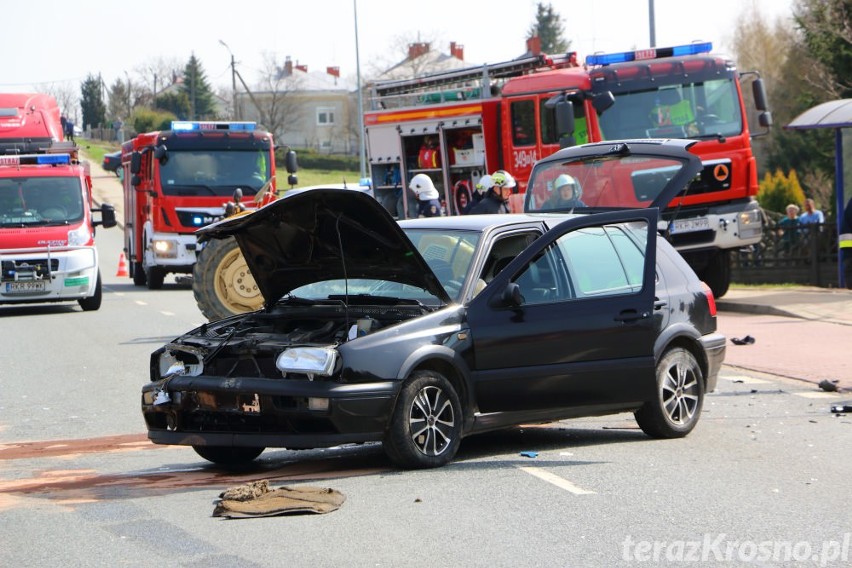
[731,335,756,345]
[212,480,345,519]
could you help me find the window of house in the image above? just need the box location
[317,107,335,126]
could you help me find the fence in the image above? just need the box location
[731,220,840,287]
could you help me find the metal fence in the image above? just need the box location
[731,220,840,287]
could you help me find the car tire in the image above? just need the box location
[78,272,102,311]
[700,250,730,299]
[132,261,146,286]
[635,347,704,438]
[384,370,462,469]
[192,445,264,466]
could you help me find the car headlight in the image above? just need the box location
[158,348,203,379]
[276,347,338,377]
[152,239,178,258]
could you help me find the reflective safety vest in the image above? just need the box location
[841,198,852,249]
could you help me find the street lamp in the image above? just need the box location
[354,0,367,180]
[219,40,238,120]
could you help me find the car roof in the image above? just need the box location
[398,212,580,232]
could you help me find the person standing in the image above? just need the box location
[467,170,515,215]
[408,173,443,217]
[799,198,825,224]
[840,195,852,288]
[778,203,800,255]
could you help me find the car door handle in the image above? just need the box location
[614,309,650,322]
[654,298,667,311]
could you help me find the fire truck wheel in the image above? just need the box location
[146,266,165,290]
[132,261,146,286]
[192,237,263,321]
[78,272,102,311]
[700,250,730,299]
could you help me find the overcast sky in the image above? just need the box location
[0,0,794,94]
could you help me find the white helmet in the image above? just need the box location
[409,173,439,200]
[475,174,494,194]
[492,170,517,189]
[554,173,581,199]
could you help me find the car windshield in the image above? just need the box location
[524,153,690,213]
[0,176,84,226]
[158,149,271,197]
[289,228,481,304]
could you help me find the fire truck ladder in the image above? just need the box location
[372,53,572,99]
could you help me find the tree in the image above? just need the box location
[107,78,130,124]
[154,91,190,119]
[527,2,569,54]
[80,74,106,130]
[248,52,307,142]
[180,54,217,120]
[757,169,807,214]
[134,57,184,108]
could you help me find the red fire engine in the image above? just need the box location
[363,42,770,297]
[0,94,117,310]
[121,121,277,289]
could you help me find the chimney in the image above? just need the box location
[407,42,430,60]
[284,56,293,76]
[450,42,464,61]
[526,36,542,56]
[295,61,308,73]
[326,66,340,78]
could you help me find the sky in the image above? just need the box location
[1,0,795,97]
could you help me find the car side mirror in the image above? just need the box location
[285,149,298,174]
[492,282,523,308]
[153,145,168,165]
[130,151,141,174]
[94,203,117,228]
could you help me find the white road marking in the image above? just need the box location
[793,391,840,399]
[160,311,175,316]
[135,300,147,306]
[518,466,596,495]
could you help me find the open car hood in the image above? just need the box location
[523,139,705,212]
[196,188,452,308]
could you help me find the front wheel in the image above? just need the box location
[635,347,704,438]
[384,371,462,469]
[78,272,102,311]
[193,445,265,466]
[700,250,730,299]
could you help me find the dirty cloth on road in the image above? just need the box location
[213,480,345,518]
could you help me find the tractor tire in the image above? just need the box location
[192,237,263,321]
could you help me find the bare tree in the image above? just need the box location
[133,57,184,107]
[35,82,78,122]
[366,31,446,79]
[246,52,308,141]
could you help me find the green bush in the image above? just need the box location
[757,169,807,215]
[131,108,177,135]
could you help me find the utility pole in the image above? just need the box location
[220,40,239,120]
[648,0,656,47]
[354,0,367,180]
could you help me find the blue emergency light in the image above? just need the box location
[171,121,257,132]
[0,153,71,166]
[585,42,713,67]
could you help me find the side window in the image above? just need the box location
[512,248,566,305]
[510,99,536,147]
[557,221,648,297]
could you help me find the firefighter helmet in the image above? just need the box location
[554,173,582,199]
[492,170,516,189]
[475,174,494,193]
[409,173,439,200]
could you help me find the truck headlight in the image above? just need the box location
[276,347,338,377]
[737,208,763,239]
[152,239,178,258]
[68,224,91,246]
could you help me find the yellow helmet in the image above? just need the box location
[491,170,516,189]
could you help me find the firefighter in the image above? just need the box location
[408,173,443,217]
[545,173,586,210]
[467,170,515,215]
[463,174,493,214]
[841,194,852,288]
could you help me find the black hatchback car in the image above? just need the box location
[141,140,726,469]
[102,150,121,175]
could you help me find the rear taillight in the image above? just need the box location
[700,282,717,316]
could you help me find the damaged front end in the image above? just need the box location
[141,298,433,450]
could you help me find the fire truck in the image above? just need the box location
[121,121,277,289]
[363,42,771,297]
[0,94,117,310]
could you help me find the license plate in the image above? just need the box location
[671,217,711,234]
[5,281,46,293]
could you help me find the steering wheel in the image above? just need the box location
[41,206,67,219]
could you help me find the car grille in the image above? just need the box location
[2,258,59,280]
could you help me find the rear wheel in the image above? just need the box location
[132,260,146,286]
[384,371,462,469]
[635,347,704,438]
[145,266,165,290]
[193,445,265,466]
[193,237,263,321]
[78,272,102,311]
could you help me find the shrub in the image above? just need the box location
[277,147,359,171]
[757,169,807,214]
[131,108,177,135]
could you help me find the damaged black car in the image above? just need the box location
[141,139,726,469]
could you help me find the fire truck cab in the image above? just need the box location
[121,121,277,289]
